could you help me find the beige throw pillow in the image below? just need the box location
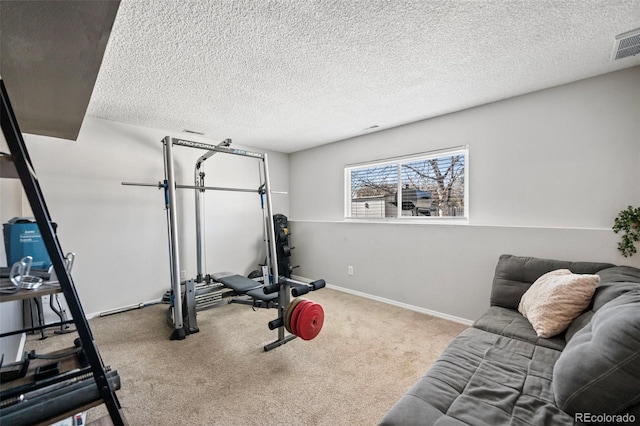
[518,269,600,338]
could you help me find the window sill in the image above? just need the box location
[344,217,469,225]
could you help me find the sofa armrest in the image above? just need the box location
[490,254,614,310]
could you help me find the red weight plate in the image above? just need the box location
[290,300,312,336]
[296,302,324,341]
[292,301,313,337]
[292,300,313,336]
[285,298,304,334]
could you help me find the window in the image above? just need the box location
[345,146,468,220]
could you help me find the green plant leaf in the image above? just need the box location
[613,206,640,257]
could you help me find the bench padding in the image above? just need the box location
[216,274,262,293]
[214,273,278,302]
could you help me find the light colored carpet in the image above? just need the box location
[25,288,467,425]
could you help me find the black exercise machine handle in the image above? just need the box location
[291,279,325,297]
[265,278,326,296]
[310,279,326,290]
[291,285,309,297]
[268,317,284,330]
[263,284,280,294]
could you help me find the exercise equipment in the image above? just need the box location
[246,213,298,295]
[273,214,297,278]
[285,297,305,334]
[7,252,77,339]
[290,300,311,336]
[122,136,324,350]
[295,300,324,340]
[212,272,279,308]
[122,136,280,340]
[123,136,327,350]
[2,256,44,293]
[263,276,326,350]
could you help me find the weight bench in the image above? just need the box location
[212,272,278,307]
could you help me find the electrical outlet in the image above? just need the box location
[180,270,187,279]
[348,266,354,276]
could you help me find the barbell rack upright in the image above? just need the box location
[163,136,186,339]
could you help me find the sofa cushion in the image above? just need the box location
[380,327,574,426]
[473,306,566,351]
[553,290,640,416]
[593,266,640,310]
[564,266,640,342]
[517,269,599,338]
[564,310,594,342]
[596,265,640,286]
[490,254,613,310]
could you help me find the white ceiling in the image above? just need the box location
[87,0,640,153]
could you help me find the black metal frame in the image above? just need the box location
[0,80,127,425]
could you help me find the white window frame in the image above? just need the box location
[344,145,469,223]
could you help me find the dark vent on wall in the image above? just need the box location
[613,28,640,60]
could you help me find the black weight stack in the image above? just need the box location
[273,214,293,278]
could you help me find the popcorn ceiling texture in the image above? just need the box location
[87,0,640,153]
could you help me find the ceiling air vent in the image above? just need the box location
[182,129,205,135]
[612,28,640,61]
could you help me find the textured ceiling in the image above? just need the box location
[87,0,640,153]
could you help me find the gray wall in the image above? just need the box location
[288,67,640,322]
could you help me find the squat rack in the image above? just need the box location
[124,136,284,341]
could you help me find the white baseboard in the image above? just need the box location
[291,275,473,326]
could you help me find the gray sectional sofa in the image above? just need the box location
[380,254,640,425]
